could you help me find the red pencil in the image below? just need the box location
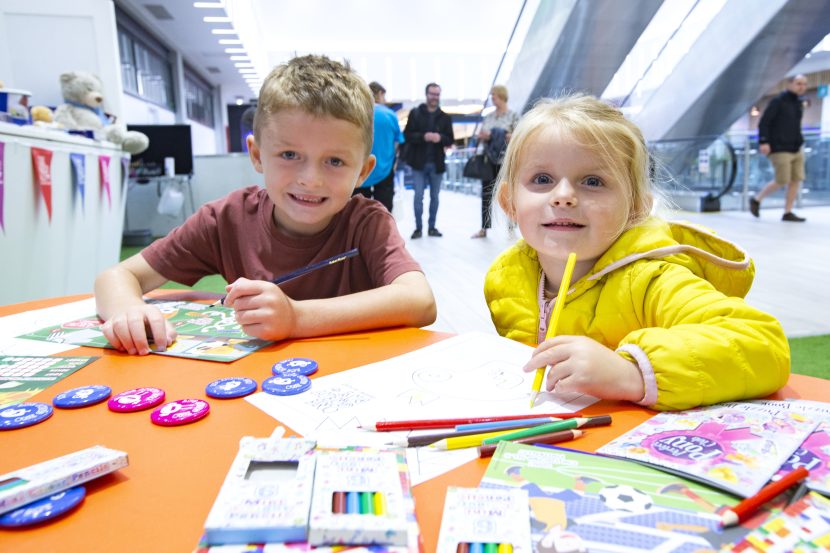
[720,467,810,527]
[360,413,582,432]
[478,429,583,458]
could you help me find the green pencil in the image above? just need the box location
[480,415,611,445]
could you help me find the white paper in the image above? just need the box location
[246,332,598,485]
[0,298,97,356]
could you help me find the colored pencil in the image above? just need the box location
[530,252,576,407]
[456,416,561,432]
[217,248,359,305]
[388,419,568,448]
[361,412,582,432]
[478,429,583,458]
[720,467,810,527]
[430,429,526,451]
[481,415,611,445]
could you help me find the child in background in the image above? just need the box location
[95,55,436,355]
[484,95,789,411]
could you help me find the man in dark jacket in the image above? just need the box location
[403,83,454,238]
[750,74,808,222]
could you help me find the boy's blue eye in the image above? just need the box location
[583,175,603,187]
[280,151,297,160]
[329,157,344,167]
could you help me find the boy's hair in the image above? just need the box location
[497,94,653,235]
[490,84,509,102]
[254,55,374,156]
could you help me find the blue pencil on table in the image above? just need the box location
[217,248,359,305]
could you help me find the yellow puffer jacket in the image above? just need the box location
[484,218,790,411]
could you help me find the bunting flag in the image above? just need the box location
[0,142,5,232]
[99,155,111,209]
[31,147,54,222]
[70,153,86,213]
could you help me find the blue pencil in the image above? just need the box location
[456,416,561,432]
[218,248,359,305]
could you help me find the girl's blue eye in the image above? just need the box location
[532,174,553,185]
[280,151,297,160]
[584,175,603,187]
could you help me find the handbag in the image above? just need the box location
[463,154,495,181]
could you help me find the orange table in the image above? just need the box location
[1,294,829,552]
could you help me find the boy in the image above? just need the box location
[95,55,436,355]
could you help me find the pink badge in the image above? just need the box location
[150,399,210,427]
[108,387,166,412]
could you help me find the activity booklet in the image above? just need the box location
[596,401,819,498]
[481,441,770,553]
[756,399,830,497]
[17,300,272,363]
[0,355,98,408]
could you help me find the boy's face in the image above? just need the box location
[248,108,375,237]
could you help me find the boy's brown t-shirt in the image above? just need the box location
[141,186,421,300]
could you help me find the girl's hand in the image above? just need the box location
[522,336,645,402]
[223,278,296,341]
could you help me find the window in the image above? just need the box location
[185,69,215,127]
[116,8,175,111]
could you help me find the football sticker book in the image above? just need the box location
[17,300,272,363]
[481,441,766,553]
[596,401,818,497]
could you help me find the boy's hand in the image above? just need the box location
[224,278,296,341]
[100,304,177,356]
[522,336,645,402]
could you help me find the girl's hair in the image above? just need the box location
[254,55,374,155]
[490,84,509,102]
[497,94,653,235]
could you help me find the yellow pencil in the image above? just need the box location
[530,252,577,407]
[430,428,526,450]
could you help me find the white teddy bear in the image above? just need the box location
[53,70,149,155]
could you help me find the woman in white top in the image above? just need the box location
[472,85,520,238]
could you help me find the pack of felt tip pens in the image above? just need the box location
[436,486,531,553]
[307,448,414,547]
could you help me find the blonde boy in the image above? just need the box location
[95,55,436,355]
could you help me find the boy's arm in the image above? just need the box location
[94,254,175,355]
[228,271,436,341]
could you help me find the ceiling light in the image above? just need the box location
[235,96,244,105]
[193,2,224,8]
[203,16,231,23]
[211,29,237,35]
[230,55,250,61]
[235,62,254,67]
[224,48,246,54]
[239,69,258,74]
[218,39,242,45]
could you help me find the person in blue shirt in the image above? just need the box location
[352,81,404,212]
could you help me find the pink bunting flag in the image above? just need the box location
[99,155,111,209]
[31,147,54,222]
[0,142,5,232]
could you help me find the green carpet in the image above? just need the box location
[120,244,828,380]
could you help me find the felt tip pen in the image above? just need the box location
[530,252,576,407]
[361,412,582,432]
[720,467,810,527]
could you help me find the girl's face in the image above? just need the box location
[512,127,630,280]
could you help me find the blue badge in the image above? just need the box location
[262,374,311,396]
[0,486,86,527]
[271,357,318,377]
[53,385,112,409]
[205,377,257,399]
[0,402,53,430]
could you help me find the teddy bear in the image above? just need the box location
[53,70,149,155]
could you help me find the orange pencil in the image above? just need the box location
[720,467,809,527]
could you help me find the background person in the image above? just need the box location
[472,84,519,238]
[403,82,454,239]
[750,74,808,222]
[353,81,403,212]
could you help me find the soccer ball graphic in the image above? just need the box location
[598,485,654,512]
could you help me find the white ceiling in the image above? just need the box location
[116,0,527,109]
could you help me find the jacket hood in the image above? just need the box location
[520,217,755,298]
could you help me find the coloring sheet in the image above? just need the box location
[0,298,97,357]
[246,332,598,485]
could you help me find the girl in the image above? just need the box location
[484,95,789,411]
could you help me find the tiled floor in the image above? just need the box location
[393,187,830,338]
